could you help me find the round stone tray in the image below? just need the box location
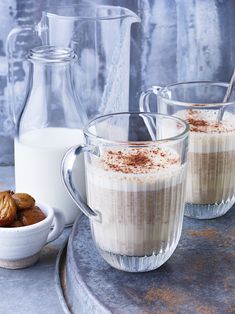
[57,210,235,314]
[55,242,71,314]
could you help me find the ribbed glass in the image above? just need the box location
[185,128,235,219]
[87,156,187,272]
[150,82,235,219]
[62,112,188,272]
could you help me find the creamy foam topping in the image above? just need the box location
[87,147,185,191]
[101,147,180,174]
[175,110,235,153]
[176,109,235,133]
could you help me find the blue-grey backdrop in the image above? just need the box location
[1,0,235,165]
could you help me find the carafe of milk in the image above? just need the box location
[14,46,87,226]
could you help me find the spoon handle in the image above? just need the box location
[223,68,235,103]
[217,68,235,123]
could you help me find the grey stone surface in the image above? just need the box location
[0,166,70,314]
[65,209,235,314]
[0,239,68,314]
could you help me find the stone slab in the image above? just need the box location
[65,210,235,314]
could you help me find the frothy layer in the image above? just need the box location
[177,109,235,133]
[176,110,235,153]
[101,147,180,174]
[87,147,185,191]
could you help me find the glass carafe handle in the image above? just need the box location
[61,145,102,223]
[6,25,42,125]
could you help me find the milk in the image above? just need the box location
[14,128,85,225]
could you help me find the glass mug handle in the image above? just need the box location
[139,86,162,140]
[61,145,101,222]
[139,86,162,112]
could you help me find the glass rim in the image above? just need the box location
[83,112,189,146]
[44,4,140,22]
[27,46,77,64]
[157,81,235,107]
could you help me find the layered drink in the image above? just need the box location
[177,109,235,218]
[86,146,186,259]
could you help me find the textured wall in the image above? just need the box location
[0,0,44,165]
[1,0,235,164]
[91,0,235,106]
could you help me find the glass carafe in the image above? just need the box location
[14,46,87,226]
[7,4,140,121]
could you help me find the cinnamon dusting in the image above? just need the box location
[103,148,180,174]
[184,109,235,133]
[124,152,153,167]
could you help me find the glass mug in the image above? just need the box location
[62,112,189,272]
[140,81,235,219]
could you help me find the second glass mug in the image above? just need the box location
[140,81,235,219]
[62,112,189,272]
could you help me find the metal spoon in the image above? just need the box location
[217,68,235,123]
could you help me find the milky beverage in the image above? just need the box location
[15,128,85,225]
[87,147,186,257]
[176,110,235,205]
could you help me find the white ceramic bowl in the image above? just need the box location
[0,202,65,269]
